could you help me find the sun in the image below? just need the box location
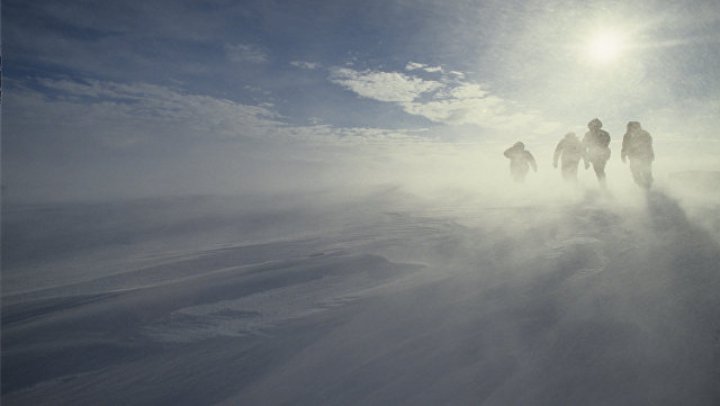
[585,29,626,64]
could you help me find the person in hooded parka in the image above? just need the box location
[621,121,655,189]
[582,118,612,187]
[553,132,584,182]
[504,141,537,183]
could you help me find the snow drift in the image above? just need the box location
[2,183,720,405]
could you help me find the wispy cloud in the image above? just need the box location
[329,68,443,103]
[290,60,321,70]
[405,61,443,73]
[4,77,434,201]
[225,43,269,64]
[8,78,428,150]
[329,65,561,133]
[12,78,282,148]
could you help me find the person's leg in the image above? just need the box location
[511,167,524,183]
[519,167,529,182]
[593,159,607,187]
[645,161,654,188]
[562,160,579,182]
[635,160,653,189]
[629,160,648,188]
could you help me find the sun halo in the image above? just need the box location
[585,30,626,64]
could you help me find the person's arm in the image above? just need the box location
[648,134,655,161]
[581,134,590,168]
[553,140,563,168]
[528,152,538,172]
[621,133,630,163]
[602,131,611,148]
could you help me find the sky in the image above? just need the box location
[3,0,720,201]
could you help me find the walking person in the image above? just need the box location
[582,118,611,187]
[504,142,537,183]
[553,132,583,182]
[621,121,655,189]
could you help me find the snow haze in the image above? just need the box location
[2,0,720,405]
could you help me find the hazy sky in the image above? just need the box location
[4,0,720,201]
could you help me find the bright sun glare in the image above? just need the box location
[586,30,625,64]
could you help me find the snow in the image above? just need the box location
[2,185,720,405]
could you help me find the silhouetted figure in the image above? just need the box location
[582,118,611,187]
[504,141,537,183]
[621,121,654,189]
[553,132,583,182]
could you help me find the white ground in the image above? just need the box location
[2,183,720,405]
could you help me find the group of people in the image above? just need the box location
[504,118,655,189]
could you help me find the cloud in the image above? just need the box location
[405,61,443,73]
[3,77,442,202]
[8,78,283,149]
[225,43,269,64]
[329,67,443,103]
[7,77,431,151]
[405,62,426,71]
[4,1,246,82]
[290,60,321,70]
[329,64,561,133]
[446,83,489,99]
